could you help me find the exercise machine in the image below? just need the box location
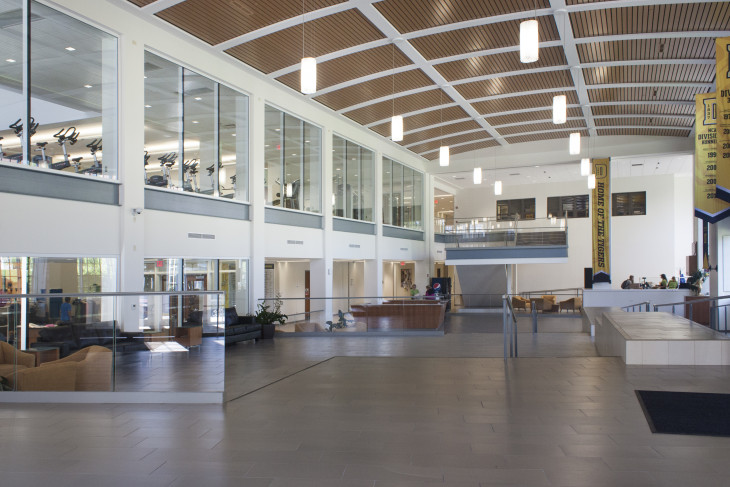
[81,138,102,175]
[147,152,176,187]
[183,159,199,192]
[34,141,49,167]
[9,117,39,164]
[51,126,79,171]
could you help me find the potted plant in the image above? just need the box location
[254,295,287,339]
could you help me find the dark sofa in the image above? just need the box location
[34,321,144,357]
[224,307,262,345]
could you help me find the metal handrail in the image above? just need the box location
[2,291,224,299]
[652,294,730,311]
[622,301,651,312]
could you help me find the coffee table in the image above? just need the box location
[27,346,60,366]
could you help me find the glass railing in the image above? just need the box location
[257,296,448,333]
[441,217,567,248]
[0,291,222,393]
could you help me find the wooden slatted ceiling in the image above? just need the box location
[583,64,715,85]
[156,0,345,46]
[570,2,730,38]
[401,120,482,145]
[592,104,694,116]
[486,107,583,126]
[345,89,444,126]
[128,0,156,6]
[410,130,489,155]
[597,128,692,137]
[276,45,411,93]
[370,106,471,136]
[456,70,572,101]
[436,46,566,82]
[588,86,709,103]
[314,69,434,112]
[507,129,589,144]
[595,116,693,128]
[473,90,579,114]
[226,10,384,75]
[447,140,500,158]
[577,38,717,64]
[374,0,549,34]
[498,119,585,136]
[411,17,559,61]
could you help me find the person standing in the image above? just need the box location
[621,275,634,289]
[60,296,72,322]
[410,284,419,299]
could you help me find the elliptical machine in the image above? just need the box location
[51,126,79,170]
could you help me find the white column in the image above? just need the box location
[249,96,267,313]
[118,35,146,331]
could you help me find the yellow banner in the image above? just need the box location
[695,93,730,222]
[591,158,610,284]
[716,37,730,202]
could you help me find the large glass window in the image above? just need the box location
[547,195,589,219]
[332,135,374,222]
[497,198,535,221]
[144,258,249,332]
[0,1,117,177]
[382,157,423,230]
[144,52,249,201]
[264,105,321,213]
[612,191,646,216]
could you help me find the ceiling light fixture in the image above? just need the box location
[473,167,482,184]
[83,84,92,88]
[494,180,502,196]
[391,40,403,142]
[569,132,580,155]
[520,0,539,63]
[439,90,449,167]
[553,94,567,124]
[588,173,596,189]
[300,0,316,94]
[580,158,590,176]
[6,58,15,63]
[65,46,75,51]
[493,146,502,195]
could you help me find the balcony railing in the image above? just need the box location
[438,216,567,248]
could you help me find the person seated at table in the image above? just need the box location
[424,285,435,300]
[621,275,634,289]
[659,274,668,289]
[667,276,678,289]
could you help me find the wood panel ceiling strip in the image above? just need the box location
[582,59,715,68]
[418,136,498,157]
[589,82,713,89]
[404,127,487,149]
[215,2,367,50]
[566,0,725,14]
[356,4,506,146]
[336,85,440,115]
[494,116,585,129]
[574,31,730,45]
[551,1,597,137]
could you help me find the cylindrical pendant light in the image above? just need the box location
[520,19,539,63]
[588,173,596,189]
[391,115,403,142]
[553,95,567,124]
[494,180,502,195]
[473,167,482,184]
[569,132,580,155]
[439,146,449,167]
[300,57,317,94]
[580,158,590,176]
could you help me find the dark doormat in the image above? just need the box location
[636,390,730,437]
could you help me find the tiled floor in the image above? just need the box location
[3,313,730,486]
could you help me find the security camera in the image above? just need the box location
[132,208,143,215]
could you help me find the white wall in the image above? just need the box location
[273,261,309,319]
[454,172,693,292]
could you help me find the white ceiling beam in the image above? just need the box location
[356,4,507,145]
[581,59,715,68]
[336,85,438,114]
[141,0,185,15]
[404,128,488,149]
[566,0,725,13]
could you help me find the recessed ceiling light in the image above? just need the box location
[144,104,152,108]
[5,58,15,63]
[231,133,236,137]
[194,97,202,101]
[192,120,199,124]
[83,84,92,88]
[65,46,75,51]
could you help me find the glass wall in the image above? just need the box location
[0,1,117,177]
[332,135,374,221]
[382,157,423,230]
[264,105,321,213]
[144,52,249,201]
[144,258,248,333]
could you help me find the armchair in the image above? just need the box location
[0,341,36,388]
[40,345,112,391]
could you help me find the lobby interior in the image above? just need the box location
[2,0,730,485]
